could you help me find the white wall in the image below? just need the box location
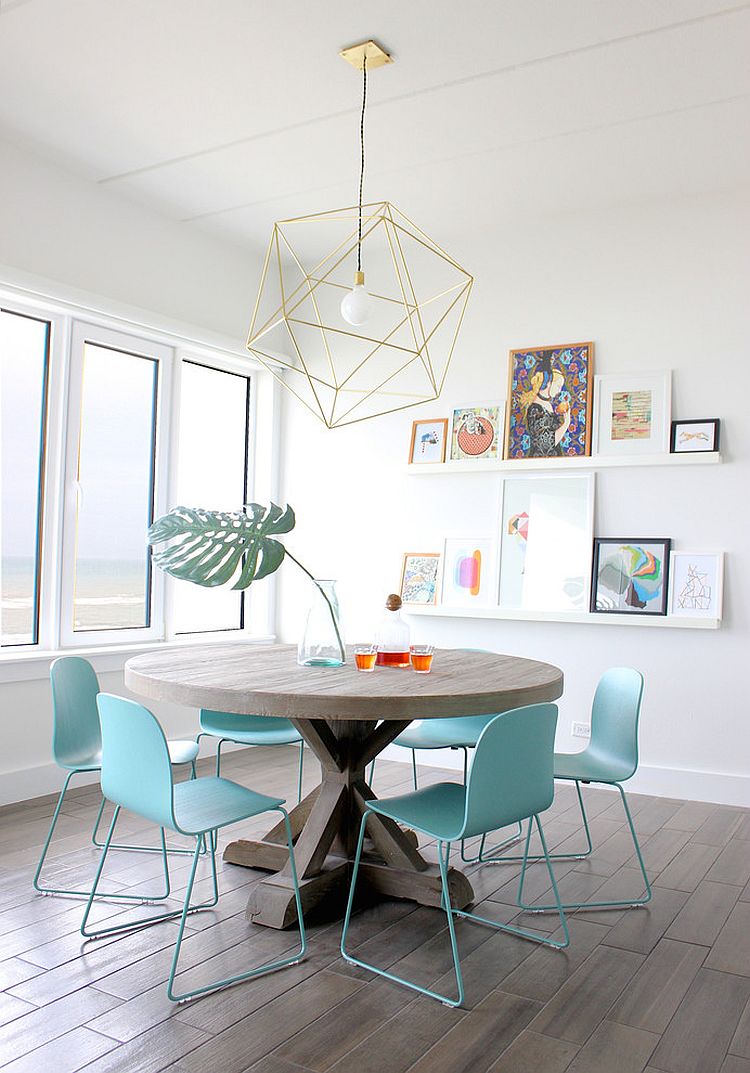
[0,142,256,804]
[277,188,750,807]
[0,138,252,338]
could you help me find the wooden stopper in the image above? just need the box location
[385,594,402,611]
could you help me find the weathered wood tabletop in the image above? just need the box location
[125,643,564,928]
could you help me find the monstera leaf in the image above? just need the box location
[147,502,295,590]
[147,501,344,663]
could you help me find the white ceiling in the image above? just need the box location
[1,0,749,260]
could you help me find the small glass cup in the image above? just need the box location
[410,645,434,673]
[354,645,377,672]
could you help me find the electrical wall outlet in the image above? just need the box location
[571,722,591,738]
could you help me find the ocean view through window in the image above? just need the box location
[0,288,268,658]
[0,309,50,646]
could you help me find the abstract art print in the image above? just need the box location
[441,537,496,607]
[505,342,593,459]
[671,419,720,454]
[591,538,671,615]
[400,552,441,605]
[409,418,448,464]
[450,404,502,461]
[669,552,723,619]
[498,474,595,611]
[594,372,671,455]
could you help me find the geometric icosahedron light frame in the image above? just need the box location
[245,201,473,428]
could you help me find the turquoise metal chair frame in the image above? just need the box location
[34,657,200,902]
[81,694,306,1003]
[196,709,306,804]
[341,704,569,1007]
[472,668,652,912]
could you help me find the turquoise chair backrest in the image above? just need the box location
[50,656,101,769]
[461,704,558,838]
[588,667,644,780]
[97,694,176,830]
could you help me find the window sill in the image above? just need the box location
[0,634,278,684]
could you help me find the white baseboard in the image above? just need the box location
[0,739,248,807]
[3,741,747,810]
[376,745,750,808]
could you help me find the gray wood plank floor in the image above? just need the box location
[0,745,748,1073]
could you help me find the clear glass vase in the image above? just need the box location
[297,579,346,667]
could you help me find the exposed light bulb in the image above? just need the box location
[340,270,371,326]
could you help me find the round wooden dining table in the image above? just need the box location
[125,643,563,929]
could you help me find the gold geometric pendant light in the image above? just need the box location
[245,41,473,429]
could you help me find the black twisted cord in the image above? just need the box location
[357,55,367,272]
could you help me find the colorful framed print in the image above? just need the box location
[400,552,441,606]
[591,538,671,616]
[594,372,671,456]
[505,342,593,459]
[441,537,497,608]
[498,474,595,611]
[671,419,720,454]
[669,552,724,619]
[409,418,448,464]
[449,404,502,461]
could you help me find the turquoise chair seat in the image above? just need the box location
[66,738,199,772]
[197,710,306,805]
[552,749,634,784]
[172,777,282,835]
[342,703,569,1007]
[393,716,494,751]
[199,711,301,746]
[81,694,306,1003]
[368,783,467,841]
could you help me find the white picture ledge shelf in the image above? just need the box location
[406,452,722,475]
[405,605,720,630]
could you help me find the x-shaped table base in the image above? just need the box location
[223,717,475,929]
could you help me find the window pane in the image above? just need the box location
[0,310,49,646]
[173,362,250,633]
[73,343,158,632]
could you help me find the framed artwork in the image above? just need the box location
[591,538,671,615]
[669,552,724,619]
[593,372,671,455]
[409,418,448,464]
[498,474,595,611]
[449,403,502,461]
[400,552,441,605]
[505,342,593,459]
[671,419,720,454]
[441,537,497,608]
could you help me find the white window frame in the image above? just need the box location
[59,321,172,647]
[0,279,281,681]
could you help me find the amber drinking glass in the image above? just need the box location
[354,645,377,672]
[410,645,434,673]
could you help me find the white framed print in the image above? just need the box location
[593,372,671,455]
[441,536,497,608]
[498,473,595,612]
[669,552,724,620]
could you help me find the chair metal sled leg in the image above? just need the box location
[340,812,466,1008]
[465,779,591,865]
[519,783,651,913]
[81,806,306,1003]
[34,771,171,902]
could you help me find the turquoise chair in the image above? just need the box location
[81,694,306,1003]
[34,656,201,901]
[197,710,305,804]
[477,668,651,912]
[341,703,569,1008]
